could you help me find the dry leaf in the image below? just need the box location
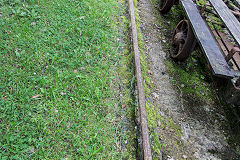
[32,94,43,99]
[121,104,126,108]
[2,96,8,101]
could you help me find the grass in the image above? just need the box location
[0,0,122,159]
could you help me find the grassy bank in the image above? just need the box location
[0,0,122,159]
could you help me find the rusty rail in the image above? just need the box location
[128,0,152,159]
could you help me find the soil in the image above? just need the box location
[137,0,240,159]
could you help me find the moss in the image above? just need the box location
[133,0,138,6]
[133,1,167,159]
[164,52,217,104]
[164,118,182,138]
[117,1,139,159]
[196,0,207,6]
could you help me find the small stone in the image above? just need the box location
[31,22,36,25]
[193,152,200,159]
[28,147,34,153]
[79,16,85,19]
[148,70,152,75]
[80,67,86,70]
[163,40,166,43]
[60,92,67,95]
[167,156,174,160]
[183,155,187,159]
[152,92,159,99]
[181,84,185,88]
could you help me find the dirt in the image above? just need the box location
[137,0,240,159]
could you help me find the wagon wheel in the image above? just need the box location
[171,20,196,61]
[159,0,175,14]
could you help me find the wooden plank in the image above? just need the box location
[180,0,234,78]
[211,30,229,56]
[209,0,240,46]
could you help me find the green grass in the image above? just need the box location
[0,0,122,159]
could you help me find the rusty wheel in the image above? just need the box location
[159,0,174,14]
[171,20,196,61]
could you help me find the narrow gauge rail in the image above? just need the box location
[128,0,153,159]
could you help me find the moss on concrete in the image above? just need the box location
[132,0,220,159]
[165,56,217,105]
[133,1,167,159]
[118,1,139,159]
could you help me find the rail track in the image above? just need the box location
[128,0,153,159]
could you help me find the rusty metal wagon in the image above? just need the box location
[159,0,240,105]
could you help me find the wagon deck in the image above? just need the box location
[181,0,234,78]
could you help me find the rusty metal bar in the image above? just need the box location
[128,0,152,159]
